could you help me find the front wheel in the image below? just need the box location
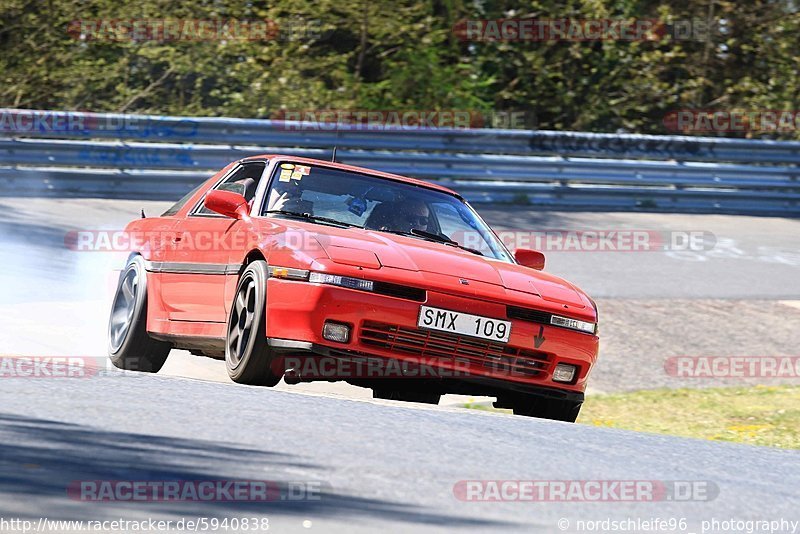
[108,256,171,372]
[225,260,282,386]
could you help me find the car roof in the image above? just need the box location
[240,154,463,199]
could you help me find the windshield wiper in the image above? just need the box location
[382,228,484,256]
[264,210,361,228]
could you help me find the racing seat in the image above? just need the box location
[240,178,257,202]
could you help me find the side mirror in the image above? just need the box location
[204,190,249,220]
[515,248,545,270]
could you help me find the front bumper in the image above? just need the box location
[265,277,598,397]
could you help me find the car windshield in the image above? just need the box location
[261,162,514,262]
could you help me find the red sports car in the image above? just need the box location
[108,155,599,421]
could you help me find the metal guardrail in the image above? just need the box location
[1,109,798,215]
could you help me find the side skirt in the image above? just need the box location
[149,333,226,359]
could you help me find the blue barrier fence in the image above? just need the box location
[0,109,798,215]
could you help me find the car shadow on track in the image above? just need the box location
[0,413,513,528]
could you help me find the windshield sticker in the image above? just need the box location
[296,165,311,175]
[280,163,295,170]
[291,171,303,181]
[279,168,293,182]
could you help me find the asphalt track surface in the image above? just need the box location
[2,370,799,533]
[1,198,799,532]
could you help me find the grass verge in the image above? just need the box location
[463,385,800,449]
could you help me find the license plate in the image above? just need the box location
[418,306,511,343]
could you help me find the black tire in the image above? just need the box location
[372,389,441,405]
[108,256,171,372]
[225,260,282,386]
[513,396,582,422]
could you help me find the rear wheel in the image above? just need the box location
[225,260,282,386]
[108,256,171,372]
[512,396,582,422]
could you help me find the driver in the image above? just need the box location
[395,198,431,233]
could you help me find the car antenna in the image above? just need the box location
[141,209,146,219]
[331,146,338,162]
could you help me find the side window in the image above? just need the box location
[193,162,266,216]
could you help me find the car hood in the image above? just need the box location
[267,220,588,309]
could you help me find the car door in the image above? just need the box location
[159,162,267,323]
